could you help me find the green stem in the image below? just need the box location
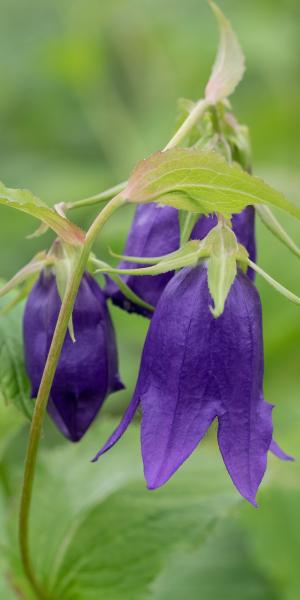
[163,99,210,150]
[67,98,210,212]
[18,194,125,599]
[68,181,127,211]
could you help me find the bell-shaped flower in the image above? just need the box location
[106,204,256,316]
[94,263,287,505]
[23,270,123,441]
[105,203,180,317]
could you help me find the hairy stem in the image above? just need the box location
[19,195,125,599]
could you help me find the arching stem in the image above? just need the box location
[18,194,125,598]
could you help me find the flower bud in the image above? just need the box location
[105,203,180,317]
[23,270,123,441]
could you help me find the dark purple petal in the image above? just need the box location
[218,401,273,507]
[23,271,123,442]
[212,276,272,506]
[139,266,271,501]
[139,266,221,488]
[98,264,273,502]
[105,203,180,316]
[270,439,294,462]
[92,393,140,461]
[191,206,256,280]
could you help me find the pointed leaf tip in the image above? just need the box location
[205,1,245,103]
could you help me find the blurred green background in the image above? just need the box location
[1,0,300,598]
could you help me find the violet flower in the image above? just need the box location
[105,203,180,317]
[94,264,286,505]
[106,204,256,317]
[23,271,123,442]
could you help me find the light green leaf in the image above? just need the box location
[0,293,32,419]
[207,224,238,317]
[123,148,300,220]
[0,181,85,246]
[205,1,245,103]
[0,252,51,300]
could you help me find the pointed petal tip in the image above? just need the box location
[270,439,295,462]
[245,495,259,508]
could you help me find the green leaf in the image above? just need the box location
[205,1,245,103]
[0,293,32,419]
[0,181,85,246]
[3,421,240,599]
[207,224,238,317]
[150,520,274,600]
[123,148,300,220]
[0,252,50,300]
[242,488,300,600]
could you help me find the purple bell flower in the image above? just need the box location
[94,264,285,505]
[23,271,123,442]
[105,203,180,317]
[106,204,256,317]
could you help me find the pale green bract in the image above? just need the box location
[207,225,239,318]
[0,181,85,246]
[205,1,245,103]
[123,148,300,220]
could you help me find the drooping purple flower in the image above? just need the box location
[23,270,123,442]
[106,204,256,317]
[94,264,282,505]
[105,203,180,317]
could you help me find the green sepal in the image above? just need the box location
[89,256,154,314]
[107,244,198,265]
[179,211,200,244]
[206,222,238,317]
[95,241,209,277]
[256,205,300,260]
[0,252,53,313]
[241,256,300,308]
[51,241,81,342]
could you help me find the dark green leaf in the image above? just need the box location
[0,294,32,419]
